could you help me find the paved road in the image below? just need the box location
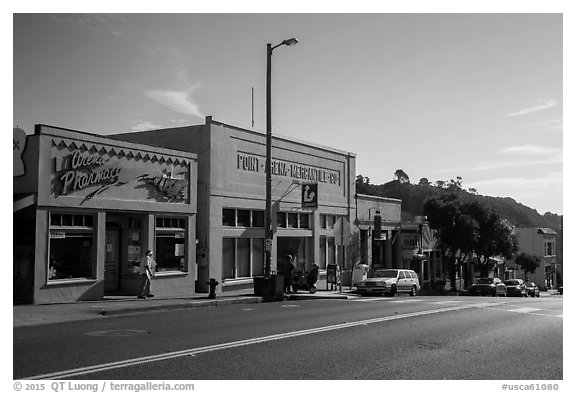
[14,295,562,380]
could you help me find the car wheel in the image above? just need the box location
[292,285,299,293]
[410,285,417,297]
[536,293,540,298]
[390,285,397,297]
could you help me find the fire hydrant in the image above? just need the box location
[207,278,219,299]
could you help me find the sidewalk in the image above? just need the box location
[13,283,559,328]
[13,286,354,328]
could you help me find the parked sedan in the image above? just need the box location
[525,281,540,297]
[469,277,506,297]
[355,268,421,296]
[504,279,527,297]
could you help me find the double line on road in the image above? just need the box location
[23,302,495,380]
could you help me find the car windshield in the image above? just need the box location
[476,278,494,284]
[369,270,398,278]
[505,280,521,285]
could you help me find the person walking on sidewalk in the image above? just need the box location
[284,254,295,293]
[138,249,156,299]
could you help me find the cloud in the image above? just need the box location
[145,86,204,119]
[130,121,163,132]
[514,117,563,131]
[51,14,128,36]
[468,173,562,190]
[499,145,562,155]
[504,99,557,117]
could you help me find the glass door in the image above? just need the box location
[104,230,120,292]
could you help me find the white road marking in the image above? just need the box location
[429,300,462,305]
[24,303,486,380]
[508,307,542,313]
[486,306,563,318]
[390,299,424,303]
[351,297,394,302]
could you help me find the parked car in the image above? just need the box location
[504,279,527,297]
[355,268,420,296]
[469,277,506,297]
[525,281,540,297]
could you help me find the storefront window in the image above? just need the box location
[237,238,250,278]
[320,214,327,229]
[319,236,327,269]
[222,238,235,279]
[300,214,310,229]
[252,239,264,276]
[277,212,287,228]
[223,209,236,226]
[223,209,265,228]
[49,213,95,281]
[222,238,264,280]
[155,216,187,272]
[288,213,298,228]
[237,210,251,227]
[326,215,335,229]
[252,211,264,228]
[327,237,336,265]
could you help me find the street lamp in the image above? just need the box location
[264,38,298,277]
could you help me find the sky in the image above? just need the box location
[11,6,567,215]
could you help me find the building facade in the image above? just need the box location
[13,125,198,304]
[506,227,558,289]
[113,117,357,293]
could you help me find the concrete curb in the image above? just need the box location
[287,293,353,300]
[98,296,265,316]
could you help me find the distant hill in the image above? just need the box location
[357,179,562,232]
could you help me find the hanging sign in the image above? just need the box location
[301,183,318,208]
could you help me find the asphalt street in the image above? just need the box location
[14,295,563,380]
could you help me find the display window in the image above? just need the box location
[49,213,95,281]
[155,216,187,273]
[222,237,265,280]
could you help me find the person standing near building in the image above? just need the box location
[138,249,156,299]
[283,254,295,293]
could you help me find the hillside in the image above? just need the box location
[357,179,562,232]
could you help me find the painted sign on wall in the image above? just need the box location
[237,152,341,186]
[55,149,189,202]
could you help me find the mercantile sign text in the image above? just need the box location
[237,153,341,185]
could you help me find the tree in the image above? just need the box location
[355,174,372,195]
[418,178,431,186]
[424,193,479,291]
[514,252,541,281]
[394,169,410,183]
[465,202,518,278]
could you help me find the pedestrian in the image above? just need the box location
[352,260,369,286]
[138,249,156,299]
[284,254,295,293]
[307,262,319,287]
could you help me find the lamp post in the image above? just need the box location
[264,38,298,277]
